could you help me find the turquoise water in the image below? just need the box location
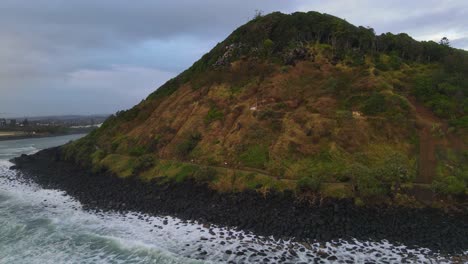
[0,135,460,263]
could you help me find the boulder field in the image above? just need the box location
[11,147,468,254]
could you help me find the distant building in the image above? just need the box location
[0,119,6,127]
[9,119,17,127]
[22,118,29,127]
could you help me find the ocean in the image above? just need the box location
[0,135,461,263]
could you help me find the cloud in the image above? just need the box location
[0,0,466,116]
[0,0,294,116]
[451,37,468,50]
[67,65,174,97]
[294,0,467,46]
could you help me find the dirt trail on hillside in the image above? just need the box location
[408,97,465,184]
[408,97,445,184]
[417,127,437,183]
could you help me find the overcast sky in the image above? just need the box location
[0,0,467,117]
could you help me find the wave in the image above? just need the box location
[0,146,39,160]
[0,167,464,263]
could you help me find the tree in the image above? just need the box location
[439,37,450,47]
[378,152,413,193]
[253,9,263,20]
[347,163,385,197]
[263,38,274,58]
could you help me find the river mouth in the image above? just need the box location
[1,136,467,263]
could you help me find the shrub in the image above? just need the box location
[132,155,155,176]
[148,134,165,152]
[129,146,147,156]
[348,52,365,66]
[193,167,218,182]
[375,59,389,71]
[205,107,224,124]
[449,116,468,128]
[263,38,274,58]
[91,149,106,164]
[61,136,96,167]
[324,77,338,93]
[432,175,466,196]
[174,165,198,182]
[257,109,277,120]
[335,110,353,120]
[388,54,402,70]
[147,78,180,100]
[280,65,291,73]
[362,93,387,115]
[240,145,269,168]
[269,119,283,132]
[412,72,466,121]
[378,152,415,192]
[176,132,202,158]
[347,163,386,197]
[297,176,323,192]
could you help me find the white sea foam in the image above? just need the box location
[0,162,465,264]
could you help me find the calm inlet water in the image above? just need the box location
[0,135,462,263]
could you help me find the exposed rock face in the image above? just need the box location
[213,43,240,67]
[284,47,310,65]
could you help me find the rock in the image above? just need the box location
[11,146,468,256]
[283,47,309,65]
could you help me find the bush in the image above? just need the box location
[388,54,402,70]
[240,145,269,168]
[263,38,274,58]
[297,176,323,192]
[193,167,218,182]
[148,134,165,152]
[362,93,387,115]
[449,116,468,128]
[91,149,106,163]
[205,107,224,124]
[347,163,386,197]
[132,155,155,176]
[432,175,466,196]
[412,72,466,120]
[129,146,147,156]
[61,136,96,167]
[174,165,197,182]
[378,152,414,192]
[256,110,273,120]
[176,132,202,158]
[324,77,338,93]
[335,110,353,120]
[147,78,180,100]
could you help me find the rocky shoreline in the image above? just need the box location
[10,147,468,255]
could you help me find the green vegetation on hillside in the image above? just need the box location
[61,11,467,204]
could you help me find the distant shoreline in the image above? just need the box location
[0,131,88,142]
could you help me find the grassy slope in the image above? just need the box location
[62,12,467,204]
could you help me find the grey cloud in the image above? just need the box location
[0,0,466,117]
[451,37,468,50]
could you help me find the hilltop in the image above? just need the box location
[55,11,467,204]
